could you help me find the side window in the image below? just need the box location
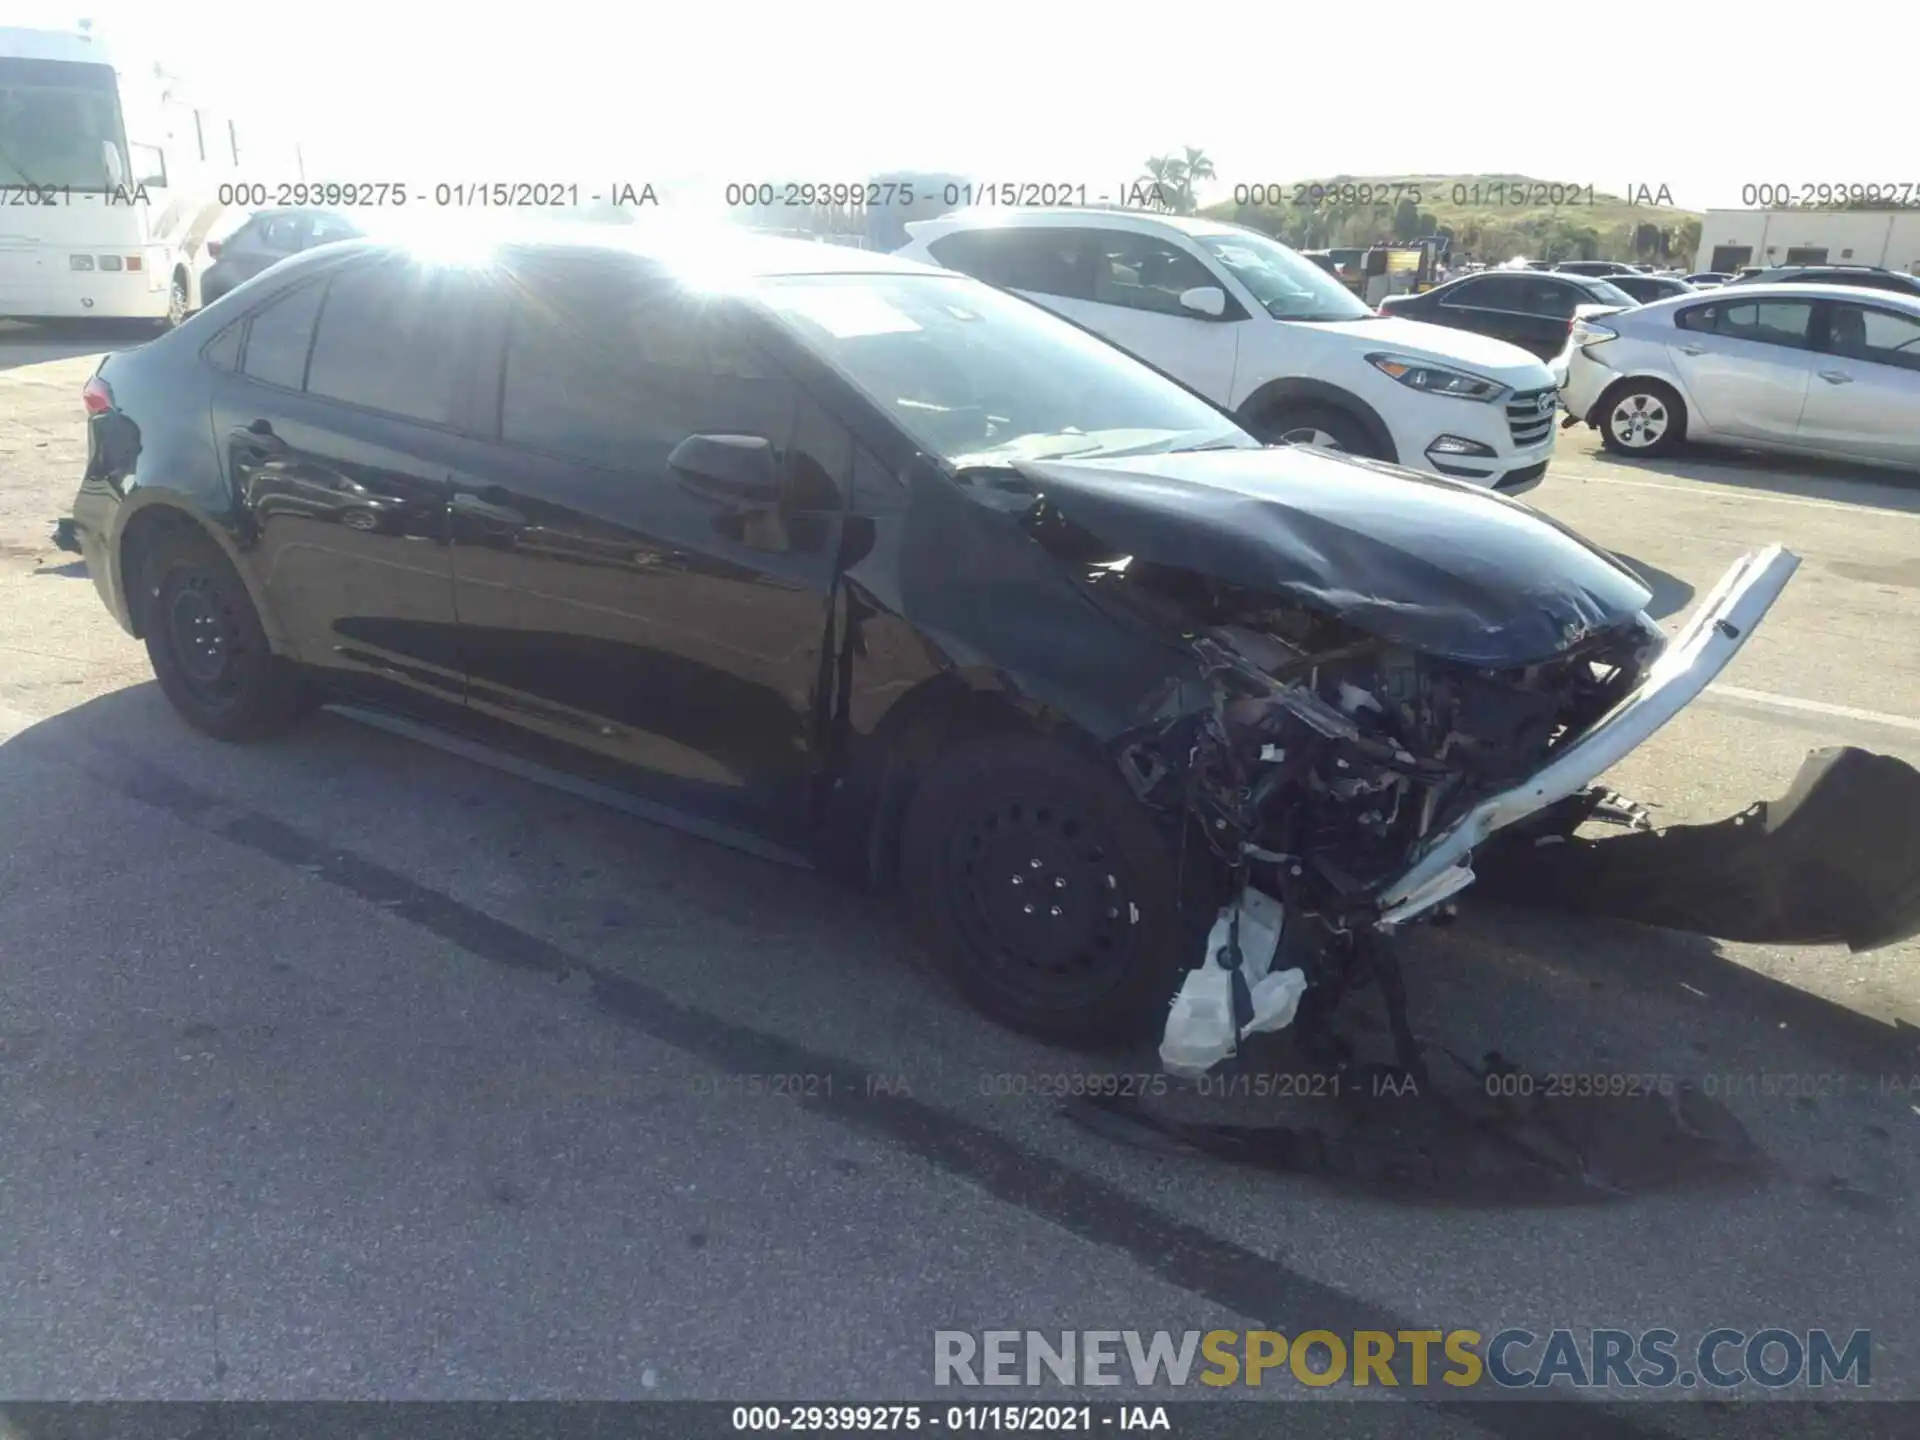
[259,216,308,252]
[240,280,326,389]
[1088,233,1217,315]
[1827,304,1920,371]
[927,228,1092,300]
[1675,303,1718,333]
[499,269,798,474]
[1446,274,1525,310]
[1520,279,1582,319]
[1716,299,1815,349]
[305,262,474,425]
[202,321,242,371]
[306,214,359,247]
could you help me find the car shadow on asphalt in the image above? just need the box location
[0,320,149,373]
[1596,443,1920,511]
[1608,552,1693,619]
[7,683,1915,1216]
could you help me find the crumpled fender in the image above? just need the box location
[1472,747,1920,952]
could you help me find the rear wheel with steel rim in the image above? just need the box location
[1598,379,1685,458]
[899,734,1189,1045]
[142,527,314,740]
[155,270,189,331]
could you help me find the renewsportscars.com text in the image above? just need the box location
[933,1328,1871,1390]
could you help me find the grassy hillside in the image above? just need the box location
[1201,173,1704,265]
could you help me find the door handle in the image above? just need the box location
[1678,345,1707,355]
[1818,370,1853,384]
[229,420,286,454]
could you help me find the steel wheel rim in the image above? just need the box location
[166,574,241,696]
[168,278,187,327]
[1608,393,1668,448]
[946,796,1138,1006]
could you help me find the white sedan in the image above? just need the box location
[1555,282,1920,471]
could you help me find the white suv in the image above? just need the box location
[897,209,1559,494]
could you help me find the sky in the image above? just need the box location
[22,1,1918,215]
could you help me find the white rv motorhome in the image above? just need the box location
[0,23,297,326]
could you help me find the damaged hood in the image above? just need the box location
[1013,447,1653,666]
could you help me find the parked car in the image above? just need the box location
[1683,272,1731,288]
[1557,283,1920,469]
[1723,265,1920,299]
[201,208,365,306]
[69,227,1897,1056]
[1376,269,1636,362]
[1605,273,1697,304]
[1554,260,1640,277]
[896,209,1558,494]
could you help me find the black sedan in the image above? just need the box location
[200,207,364,306]
[1378,269,1637,360]
[1604,273,1697,303]
[66,227,1905,1058]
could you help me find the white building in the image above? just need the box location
[1695,209,1920,275]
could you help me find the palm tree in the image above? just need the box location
[1179,146,1216,215]
[1138,155,1186,212]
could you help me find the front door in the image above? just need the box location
[1796,300,1920,466]
[447,259,849,841]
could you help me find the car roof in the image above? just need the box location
[907,206,1261,243]
[310,220,943,280]
[1627,282,1920,311]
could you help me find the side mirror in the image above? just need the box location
[668,433,780,503]
[1178,285,1227,319]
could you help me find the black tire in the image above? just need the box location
[155,270,190,332]
[898,734,1190,1046]
[1596,378,1685,458]
[140,528,314,740]
[1250,403,1385,459]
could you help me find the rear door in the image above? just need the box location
[1431,274,1535,349]
[1796,300,1920,466]
[446,257,853,840]
[1665,296,1817,443]
[208,257,488,704]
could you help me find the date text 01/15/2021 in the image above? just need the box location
[211,181,661,209]
[730,1406,1170,1432]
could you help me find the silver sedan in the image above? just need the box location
[1555,282,1920,471]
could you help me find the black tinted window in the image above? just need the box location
[240,279,325,389]
[1444,274,1526,309]
[1827,304,1920,372]
[259,215,306,251]
[1088,232,1217,315]
[307,213,359,247]
[499,267,796,474]
[305,262,473,425]
[202,320,242,371]
[1519,279,1583,318]
[926,227,1092,300]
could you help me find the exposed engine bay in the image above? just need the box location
[1100,558,1661,930]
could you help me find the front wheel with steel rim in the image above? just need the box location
[898,734,1190,1046]
[142,528,314,741]
[1598,379,1685,458]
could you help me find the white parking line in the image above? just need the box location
[1581,474,1920,521]
[1707,684,1920,735]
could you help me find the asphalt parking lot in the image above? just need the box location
[2,321,1917,1427]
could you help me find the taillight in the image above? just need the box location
[207,239,222,259]
[82,375,112,416]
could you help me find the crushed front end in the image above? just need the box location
[1089,544,1804,1077]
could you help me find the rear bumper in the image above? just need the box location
[1375,544,1802,926]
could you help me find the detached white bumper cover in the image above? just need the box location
[1375,544,1801,926]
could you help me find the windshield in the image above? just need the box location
[1192,229,1375,322]
[1587,279,1639,307]
[0,58,128,191]
[755,272,1253,466]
